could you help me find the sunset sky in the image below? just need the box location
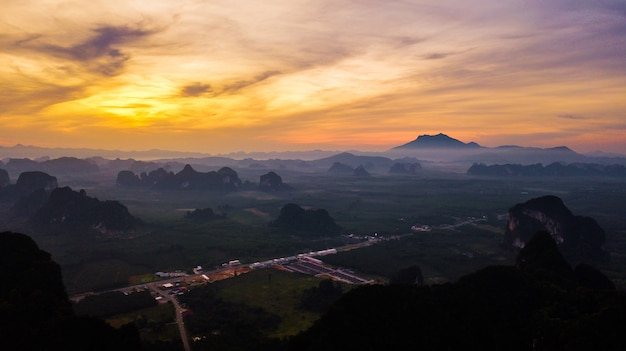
[1,0,625,154]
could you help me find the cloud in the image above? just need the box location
[0,0,624,153]
[67,26,150,60]
[221,70,282,94]
[181,83,212,97]
[423,53,449,60]
[0,83,85,116]
[177,71,282,99]
[17,24,156,76]
[558,114,588,120]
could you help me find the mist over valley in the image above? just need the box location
[2,134,626,350]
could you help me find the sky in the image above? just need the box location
[1,0,625,154]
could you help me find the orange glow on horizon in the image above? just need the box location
[0,1,625,155]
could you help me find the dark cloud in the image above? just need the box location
[13,34,43,46]
[423,52,450,60]
[221,70,281,94]
[181,82,212,97]
[395,36,424,47]
[255,70,282,81]
[179,71,281,98]
[17,25,155,76]
[0,82,86,116]
[58,26,152,60]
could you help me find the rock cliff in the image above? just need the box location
[504,195,606,261]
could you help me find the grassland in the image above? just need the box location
[106,302,182,348]
[211,268,352,338]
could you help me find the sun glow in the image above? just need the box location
[0,0,624,153]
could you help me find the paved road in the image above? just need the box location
[146,284,191,351]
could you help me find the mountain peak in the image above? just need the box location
[392,133,482,150]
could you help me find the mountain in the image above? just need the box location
[389,162,421,174]
[312,152,394,171]
[467,162,626,177]
[30,187,139,235]
[0,231,143,350]
[504,195,607,262]
[392,133,482,150]
[474,145,584,164]
[0,144,211,160]
[270,203,341,236]
[2,136,623,174]
[152,164,242,191]
[353,165,371,177]
[0,169,9,187]
[387,133,619,166]
[327,162,354,175]
[258,171,290,191]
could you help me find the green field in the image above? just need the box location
[324,227,513,284]
[212,268,351,338]
[106,302,182,349]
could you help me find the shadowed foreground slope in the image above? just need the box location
[288,231,626,350]
[0,231,143,351]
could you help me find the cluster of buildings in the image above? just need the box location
[282,256,373,285]
[151,246,372,288]
[248,248,338,270]
[155,270,188,278]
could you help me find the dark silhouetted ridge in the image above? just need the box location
[392,133,482,149]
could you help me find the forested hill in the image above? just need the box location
[271,203,341,236]
[287,231,626,350]
[467,162,626,177]
[0,231,143,351]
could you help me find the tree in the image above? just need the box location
[389,265,424,285]
[299,279,343,313]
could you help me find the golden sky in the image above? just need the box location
[1,0,625,154]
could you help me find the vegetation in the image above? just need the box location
[212,269,347,338]
[106,303,183,351]
[184,207,226,221]
[468,162,626,177]
[389,265,424,285]
[73,290,157,318]
[299,279,343,313]
[287,232,626,350]
[2,156,626,350]
[33,186,139,232]
[270,203,341,236]
[178,283,283,351]
[0,231,143,351]
[323,228,509,284]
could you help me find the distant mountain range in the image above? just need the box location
[0,144,345,161]
[388,133,626,165]
[1,134,624,170]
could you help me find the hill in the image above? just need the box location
[467,162,626,177]
[18,186,140,236]
[0,231,143,351]
[504,195,607,262]
[271,203,341,236]
[117,164,243,191]
[287,231,625,350]
[311,152,393,171]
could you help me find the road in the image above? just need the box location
[146,284,191,351]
